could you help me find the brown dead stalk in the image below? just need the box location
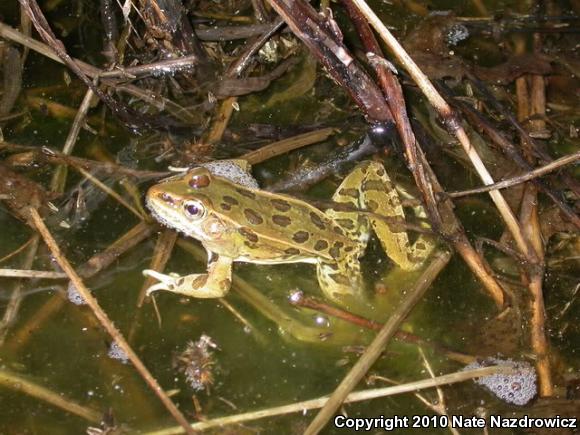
[305,250,452,434]
[0,368,102,423]
[448,151,580,198]
[339,0,506,309]
[27,207,195,435]
[513,31,553,396]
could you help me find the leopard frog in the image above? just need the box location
[143,159,434,304]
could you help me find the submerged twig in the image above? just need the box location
[3,293,65,352]
[242,127,336,165]
[27,208,195,435]
[50,88,96,193]
[514,29,553,396]
[145,364,514,435]
[0,236,39,344]
[305,250,452,434]
[290,292,475,365]
[0,368,101,423]
[77,221,154,278]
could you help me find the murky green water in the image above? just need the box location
[1,0,579,434]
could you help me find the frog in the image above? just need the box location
[143,159,434,306]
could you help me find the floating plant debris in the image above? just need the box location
[174,335,218,393]
[107,341,129,364]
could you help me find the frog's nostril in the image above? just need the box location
[159,192,174,204]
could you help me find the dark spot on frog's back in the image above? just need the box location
[284,247,301,256]
[338,188,359,199]
[363,180,386,191]
[238,227,259,243]
[223,195,239,206]
[314,240,328,251]
[366,199,379,212]
[236,188,256,199]
[329,246,340,259]
[244,208,264,225]
[271,198,291,212]
[220,203,231,211]
[329,241,343,259]
[292,231,309,243]
[272,215,291,227]
[309,212,326,230]
[188,174,210,188]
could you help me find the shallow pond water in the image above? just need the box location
[0,0,579,434]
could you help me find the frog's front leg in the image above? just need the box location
[143,253,233,298]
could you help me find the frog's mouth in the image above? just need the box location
[146,196,188,236]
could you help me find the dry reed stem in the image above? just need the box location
[0,268,67,278]
[26,208,195,435]
[514,31,553,395]
[305,250,452,434]
[145,365,514,434]
[348,0,533,260]
[449,151,580,197]
[137,228,178,307]
[3,293,65,352]
[50,88,96,192]
[205,96,237,144]
[75,166,145,220]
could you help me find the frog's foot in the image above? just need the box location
[330,161,435,271]
[143,254,233,298]
[143,269,184,294]
[316,257,364,305]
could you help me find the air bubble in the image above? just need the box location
[67,283,86,305]
[464,358,537,406]
[108,341,129,364]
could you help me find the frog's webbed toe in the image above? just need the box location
[143,254,233,298]
[143,269,184,295]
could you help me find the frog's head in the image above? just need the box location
[146,167,221,241]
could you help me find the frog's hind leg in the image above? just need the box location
[144,253,233,298]
[335,161,434,271]
[316,257,364,304]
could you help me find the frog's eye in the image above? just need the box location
[183,200,205,220]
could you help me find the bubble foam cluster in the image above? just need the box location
[465,358,537,406]
[107,341,129,364]
[202,160,259,189]
[67,283,86,305]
